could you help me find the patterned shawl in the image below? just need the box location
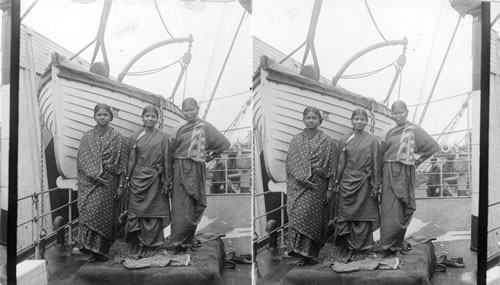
[384,121,439,165]
[286,130,337,183]
[174,118,230,162]
[77,126,128,186]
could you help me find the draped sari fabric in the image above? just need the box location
[125,128,172,250]
[380,122,439,251]
[77,126,128,256]
[286,130,337,259]
[171,119,230,248]
[334,131,381,250]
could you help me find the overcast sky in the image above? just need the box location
[253,0,476,145]
[20,0,252,142]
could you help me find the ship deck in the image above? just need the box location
[256,186,476,285]
[38,194,252,284]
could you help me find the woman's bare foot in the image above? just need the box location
[296,257,318,266]
[88,253,108,262]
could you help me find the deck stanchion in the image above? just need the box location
[280,192,285,248]
[33,193,40,259]
[68,188,73,245]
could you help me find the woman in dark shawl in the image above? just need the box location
[380,101,439,256]
[171,98,230,252]
[333,108,381,260]
[77,103,128,262]
[286,106,338,265]
[124,105,173,257]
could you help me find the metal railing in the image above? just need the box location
[207,156,252,195]
[418,157,472,197]
[17,187,77,259]
[253,191,287,248]
[17,155,252,258]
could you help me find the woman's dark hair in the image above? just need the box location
[303,106,323,124]
[94,103,113,121]
[142,105,159,118]
[182,97,199,110]
[351,108,368,120]
[391,100,408,112]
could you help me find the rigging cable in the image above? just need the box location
[417,15,462,126]
[398,68,403,100]
[341,58,398,79]
[154,0,175,39]
[407,91,471,108]
[412,0,446,123]
[182,65,188,102]
[199,3,227,104]
[364,0,387,42]
[199,90,251,103]
[124,57,182,76]
[202,9,247,119]
[20,0,39,21]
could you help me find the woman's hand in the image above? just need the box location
[324,190,334,203]
[95,176,108,185]
[303,179,317,189]
[205,152,216,162]
[162,182,172,196]
[371,187,380,199]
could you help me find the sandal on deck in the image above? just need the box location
[434,264,447,272]
[224,260,236,269]
[437,255,465,268]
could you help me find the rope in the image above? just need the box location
[124,57,182,76]
[341,59,398,79]
[364,0,387,42]
[182,65,188,102]
[154,0,175,39]
[398,68,403,100]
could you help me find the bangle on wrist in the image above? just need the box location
[119,185,124,188]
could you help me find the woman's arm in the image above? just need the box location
[370,137,382,197]
[116,137,129,199]
[334,151,345,192]
[125,134,138,188]
[205,122,230,161]
[414,126,440,165]
[161,136,173,195]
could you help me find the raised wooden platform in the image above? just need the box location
[73,238,225,285]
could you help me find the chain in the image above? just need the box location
[38,101,47,249]
[158,102,164,131]
[369,107,376,134]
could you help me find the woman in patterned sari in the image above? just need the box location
[77,103,128,262]
[124,105,173,257]
[286,106,338,265]
[380,100,439,256]
[333,108,381,260]
[170,98,230,253]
